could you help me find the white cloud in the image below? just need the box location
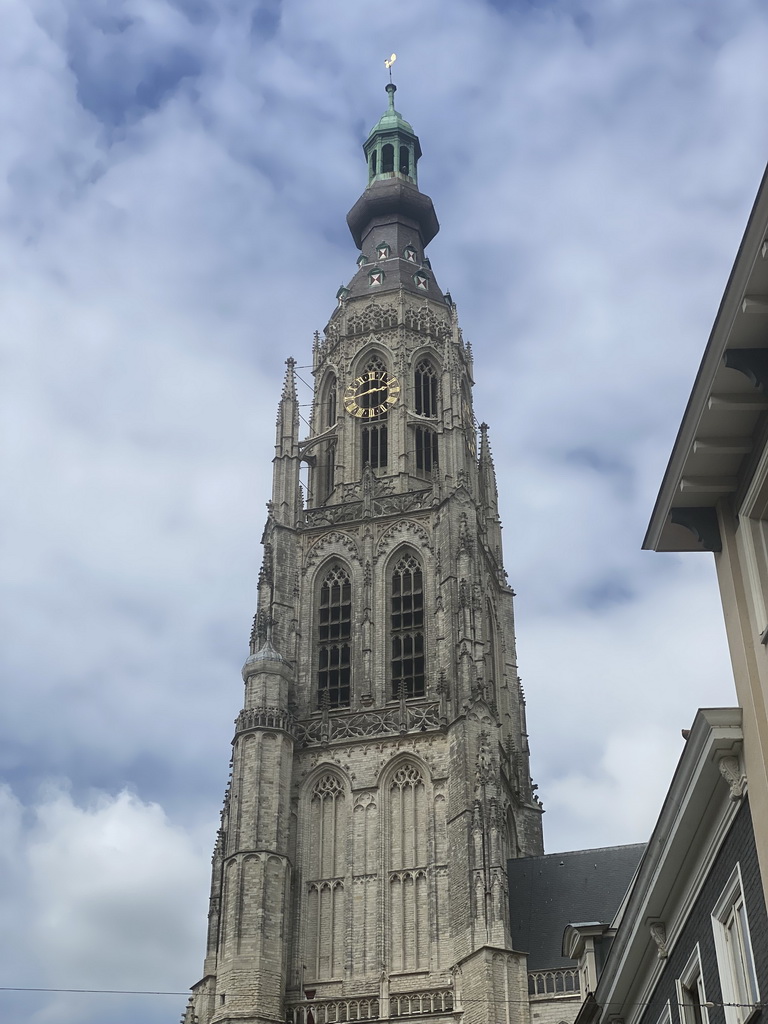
[0,784,209,1024]
[3,0,768,1016]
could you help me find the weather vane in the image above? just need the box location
[385,53,396,81]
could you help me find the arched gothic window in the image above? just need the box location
[317,567,351,708]
[305,774,347,980]
[414,360,438,418]
[391,555,425,699]
[325,374,337,427]
[361,355,389,471]
[319,375,337,502]
[388,764,429,971]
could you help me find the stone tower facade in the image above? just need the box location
[184,83,544,1024]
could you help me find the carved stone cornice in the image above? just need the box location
[295,700,443,747]
[301,487,432,528]
[236,706,297,738]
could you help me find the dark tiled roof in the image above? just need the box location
[507,844,645,970]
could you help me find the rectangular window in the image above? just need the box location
[415,426,438,473]
[362,424,387,469]
[324,442,335,501]
[391,558,425,699]
[392,569,424,631]
[318,571,351,707]
[677,946,709,1024]
[713,865,760,1024]
[391,633,425,699]
[414,363,438,418]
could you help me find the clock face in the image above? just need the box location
[343,370,401,418]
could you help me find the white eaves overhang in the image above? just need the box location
[644,163,768,553]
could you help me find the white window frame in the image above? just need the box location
[712,864,760,1024]
[656,1000,672,1024]
[739,517,768,638]
[676,945,710,1024]
[738,448,768,639]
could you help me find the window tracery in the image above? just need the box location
[317,566,352,708]
[391,555,425,699]
[305,772,348,980]
[414,426,438,474]
[345,303,398,336]
[414,360,439,418]
[387,761,429,971]
[403,305,450,339]
[325,375,337,427]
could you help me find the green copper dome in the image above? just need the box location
[362,83,422,187]
[366,83,416,138]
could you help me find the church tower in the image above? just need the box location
[184,83,543,1024]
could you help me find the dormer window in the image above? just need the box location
[369,270,384,287]
[376,243,390,260]
[403,245,417,263]
[414,272,429,290]
[336,286,349,305]
[357,253,369,268]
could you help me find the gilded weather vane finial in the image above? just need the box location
[385,53,397,82]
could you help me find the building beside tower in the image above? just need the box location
[645,162,768,910]
[184,83,548,1024]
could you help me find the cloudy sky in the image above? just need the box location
[3,0,768,1021]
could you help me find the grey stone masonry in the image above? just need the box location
[184,88,543,1024]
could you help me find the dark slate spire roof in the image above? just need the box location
[342,83,444,305]
[507,844,646,970]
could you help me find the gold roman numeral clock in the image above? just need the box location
[343,370,401,417]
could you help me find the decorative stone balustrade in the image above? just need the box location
[286,997,380,1024]
[235,707,297,737]
[285,988,455,1024]
[300,488,432,529]
[389,990,454,1017]
[296,701,443,747]
[527,969,580,999]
